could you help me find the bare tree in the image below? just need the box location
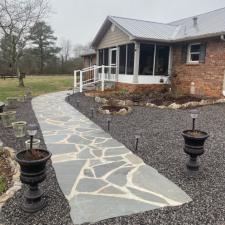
[0,0,50,86]
[60,39,72,63]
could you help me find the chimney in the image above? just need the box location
[193,17,198,26]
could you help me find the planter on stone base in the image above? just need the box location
[12,121,27,138]
[182,130,209,171]
[0,111,16,128]
[6,97,19,109]
[15,149,51,213]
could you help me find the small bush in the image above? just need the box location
[119,88,128,95]
[0,176,6,194]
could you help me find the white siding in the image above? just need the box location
[98,25,131,49]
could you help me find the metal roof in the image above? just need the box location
[92,7,225,47]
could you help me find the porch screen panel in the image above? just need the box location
[139,44,154,75]
[119,45,126,74]
[104,49,109,66]
[99,49,104,66]
[155,46,169,76]
[127,44,134,75]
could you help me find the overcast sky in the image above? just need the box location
[47,0,225,46]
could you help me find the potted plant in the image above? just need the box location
[15,124,51,213]
[6,97,19,109]
[12,121,27,138]
[0,111,16,128]
[182,109,209,171]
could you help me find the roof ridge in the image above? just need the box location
[168,6,225,24]
[109,15,178,27]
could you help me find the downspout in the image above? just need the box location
[221,35,225,96]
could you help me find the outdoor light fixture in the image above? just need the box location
[76,100,80,107]
[134,130,142,151]
[107,117,112,131]
[27,123,38,150]
[190,109,199,130]
[67,93,71,102]
[90,107,94,118]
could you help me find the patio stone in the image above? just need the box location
[47,143,78,155]
[77,149,94,159]
[70,194,158,224]
[106,167,134,186]
[99,186,126,195]
[105,147,130,156]
[93,161,126,177]
[76,178,107,192]
[67,134,92,145]
[53,160,85,196]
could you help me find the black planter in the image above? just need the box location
[15,149,51,213]
[182,130,209,171]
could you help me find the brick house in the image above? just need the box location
[83,8,225,97]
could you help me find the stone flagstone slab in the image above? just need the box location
[32,91,191,225]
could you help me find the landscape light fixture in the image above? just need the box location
[134,130,142,151]
[190,109,199,130]
[90,107,94,118]
[107,117,112,131]
[27,124,38,150]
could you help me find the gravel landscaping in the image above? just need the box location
[68,92,225,225]
[0,100,73,225]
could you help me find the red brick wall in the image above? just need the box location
[115,82,169,93]
[171,37,225,97]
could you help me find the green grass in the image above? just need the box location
[0,176,6,195]
[0,75,74,101]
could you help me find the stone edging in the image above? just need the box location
[94,96,225,109]
[0,147,21,211]
[146,98,225,109]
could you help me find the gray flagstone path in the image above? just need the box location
[32,91,191,224]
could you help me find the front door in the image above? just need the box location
[109,48,117,75]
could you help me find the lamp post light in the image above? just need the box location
[67,93,71,102]
[76,100,80,107]
[27,124,38,150]
[134,130,142,151]
[90,107,94,118]
[190,109,199,130]
[107,117,112,131]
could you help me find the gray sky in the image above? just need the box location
[48,0,225,46]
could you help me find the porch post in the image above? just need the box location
[116,46,120,82]
[133,42,140,83]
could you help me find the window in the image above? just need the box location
[139,44,154,75]
[119,45,126,74]
[99,49,103,66]
[103,49,109,65]
[188,43,201,63]
[155,46,169,76]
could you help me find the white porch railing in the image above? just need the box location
[74,65,117,93]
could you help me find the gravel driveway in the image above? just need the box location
[68,92,225,225]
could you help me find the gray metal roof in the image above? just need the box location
[92,7,225,47]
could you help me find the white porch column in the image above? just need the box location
[133,42,140,83]
[116,46,120,82]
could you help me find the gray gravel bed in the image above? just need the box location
[68,92,225,225]
[0,100,73,225]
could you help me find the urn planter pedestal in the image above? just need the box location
[15,149,51,213]
[182,130,209,171]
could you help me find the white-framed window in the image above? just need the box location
[187,43,201,63]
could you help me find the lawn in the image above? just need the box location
[0,75,73,101]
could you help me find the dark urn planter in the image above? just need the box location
[15,149,51,213]
[182,130,209,171]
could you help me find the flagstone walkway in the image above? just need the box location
[32,91,191,224]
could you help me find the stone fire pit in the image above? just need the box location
[98,105,132,115]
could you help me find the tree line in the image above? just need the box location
[0,0,91,86]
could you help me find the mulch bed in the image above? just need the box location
[0,100,73,225]
[87,90,210,106]
[68,92,225,225]
[0,151,13,195]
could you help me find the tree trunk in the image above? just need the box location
[17,68,24,87]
